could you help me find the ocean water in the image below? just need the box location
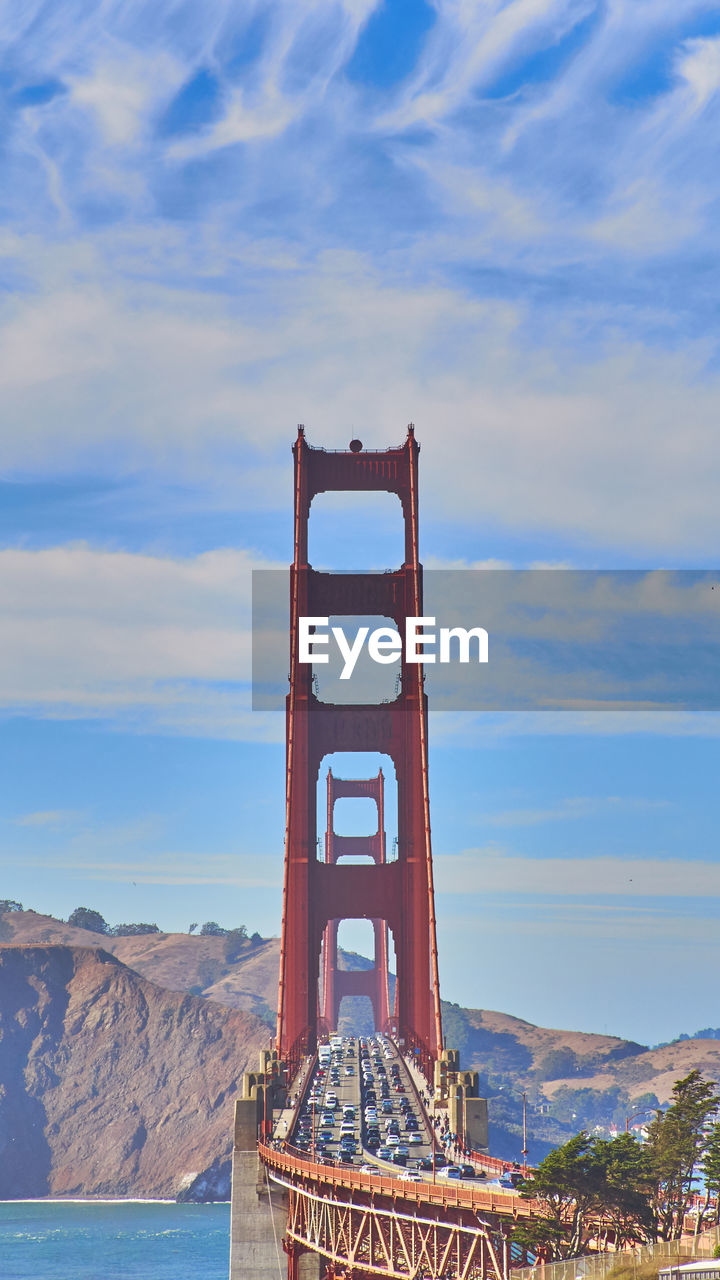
[0,1200,231,1280]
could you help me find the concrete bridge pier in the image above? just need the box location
[287,1244,323,1280]
[229,1097,289,1280]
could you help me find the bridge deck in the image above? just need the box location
[268,1033,531,1220]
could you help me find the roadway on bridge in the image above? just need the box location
[283,1033,510,1192]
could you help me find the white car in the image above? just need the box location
[398,1171,422,1182]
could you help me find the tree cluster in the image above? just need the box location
[515,1071,720,1260]
[0,899,23,914]
[66,909,263,955]
[67,907,159,936]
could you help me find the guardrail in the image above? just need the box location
[512,1228,720,1280]
[259,1141,538,1217]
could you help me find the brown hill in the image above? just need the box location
[5,909,720,1163]
[0,943,269,1199]
[457,1007,720,1108]
[1,909,281,1020]
[539,1037,720,1105]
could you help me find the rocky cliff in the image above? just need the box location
[0,944,269,1199]
[1,909,280,1020]
[3,911,720,1179]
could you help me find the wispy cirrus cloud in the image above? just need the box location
[14,808,84,828]
[0,2,719,560]
[486,795,671,827]
[436,846,720,899]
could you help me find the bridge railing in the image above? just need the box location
[512,1227,720,1280]
[259,1141,539,1218]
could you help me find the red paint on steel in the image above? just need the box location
[319,769,391,1034]
[277,428,443,1071]
[258,1142,537,1220]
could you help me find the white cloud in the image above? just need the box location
[1,237,720,555]
[436,847,720,898]
[0,545,285,738]
[676,34,720,111]
[24,851,282,890]
[486,795,670,826]
[69,50,183,144]
[15,808,84,828]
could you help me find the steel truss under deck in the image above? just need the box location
[273,1170,510,1280]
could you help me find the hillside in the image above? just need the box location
[4,908,720,1168]
[1,908,280,1024]
[540,1037,720,1106]
[0,943,270,1199]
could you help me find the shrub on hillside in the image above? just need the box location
[108,923,161,937]
[67,907,108,934]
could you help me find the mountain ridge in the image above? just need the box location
[0,940,269,1199]
[2,908,719,1182]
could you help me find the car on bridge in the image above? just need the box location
[418,1155,447,1170]
[438,1166,462,1179]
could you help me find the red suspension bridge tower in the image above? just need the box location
[277,426,444,1076]
[230,428,500,1280]
[319,767,392,1037]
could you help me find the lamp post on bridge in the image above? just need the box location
[625,1107,658,1135]
[522,1091,528,1175]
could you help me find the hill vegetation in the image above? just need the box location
[3,902,720,1179]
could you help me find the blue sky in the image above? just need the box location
[2,0,720,1046]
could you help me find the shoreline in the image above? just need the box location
[0,1197,230,1205]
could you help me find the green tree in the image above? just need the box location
[0,899,23,913]
[224,926,248,962]
[519,1130,600,1257]
[536,1047,580,1081]
[646,1070,720,1240]
[595,1132,654,1248]
[199,921,227,937]
[108,922,160,937]
[511,1216,568,1262]
[520,1131,653,1257]
[700,1122,720,1228]
[68,907,108,934]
